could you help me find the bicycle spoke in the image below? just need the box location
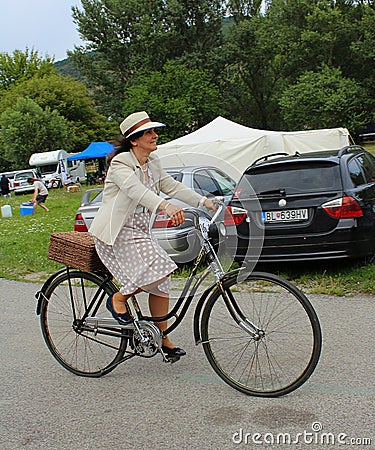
[201,272,321,397]
[40,271,127,377]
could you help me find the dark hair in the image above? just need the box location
[27,177,36,184]
[107,129,145,165]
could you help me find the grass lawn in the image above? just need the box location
[0,181,374,296]
[258,259,375,296]
[363,141,375,155]
[0,186,91,281]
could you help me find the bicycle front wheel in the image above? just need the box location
[40,270,127,377]
[201,271,322,397]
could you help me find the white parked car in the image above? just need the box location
[13,169,41,195]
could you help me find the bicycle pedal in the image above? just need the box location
[164,355,180,364]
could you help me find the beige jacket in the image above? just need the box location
[89,150,203,245]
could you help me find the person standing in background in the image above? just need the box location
[0,174,11,198]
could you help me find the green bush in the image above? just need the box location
[0,187,84,281]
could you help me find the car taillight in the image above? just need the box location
[224,206,247,225]
[322,196,363,219]
[74,213,89,232]
[152,211,174,228]
[13,181,19,187]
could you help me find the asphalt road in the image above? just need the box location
[0,278,374,450]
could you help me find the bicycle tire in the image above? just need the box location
[40,270,127,377]
[200,271,322,397]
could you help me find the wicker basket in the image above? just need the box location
[48,231,106,272]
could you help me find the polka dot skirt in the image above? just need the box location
[94,172,177,296]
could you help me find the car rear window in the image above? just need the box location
[241,162,341,195]
[14,171,35,180]
[1,172,16,179]
[193,170,221,196]
[208,169,236,195]
[348,158,366,186]
[361,153,375,183]
[166,172,183,182]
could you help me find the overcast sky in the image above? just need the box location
[0,1,84,62]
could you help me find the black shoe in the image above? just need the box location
[106,296,132,324]
[161,345,186,357]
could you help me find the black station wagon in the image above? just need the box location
[225,145,375,263]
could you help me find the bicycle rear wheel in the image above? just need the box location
[201,271,321,397]
[40,270,127,377]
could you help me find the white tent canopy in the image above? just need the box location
[157,117,351,181]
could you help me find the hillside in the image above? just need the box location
[54,58,82,80]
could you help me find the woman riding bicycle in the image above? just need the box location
[89,111,215,357]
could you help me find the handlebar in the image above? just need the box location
[182,200,226,273]
[208,201,225,224]
[183,200,225,235]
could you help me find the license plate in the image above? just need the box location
[262,209,308,223]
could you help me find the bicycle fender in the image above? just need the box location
[36,268,117,316]
[35,267,68,315]
[193,286,214,344]
[193,268,242,344]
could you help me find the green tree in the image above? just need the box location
[70,0,169,118]
[279,65,369,132]
[219,0,375,131]
[0,73,112,151]
[165,0,224,55]
[227,0,264,22]
[70,0,224,119]
[0,98,73,168]
[349,6,375,121]
[123,62,222,141]
[0,48,55,91]
[216,16,285,129]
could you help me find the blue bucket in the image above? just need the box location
[20,202,34,216]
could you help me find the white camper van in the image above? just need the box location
[29,150,86,188]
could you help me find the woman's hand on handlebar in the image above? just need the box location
[165,203,185,226]
[203,198,217,211]
[159,197,217,227]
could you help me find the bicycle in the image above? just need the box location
[36,204,322,397]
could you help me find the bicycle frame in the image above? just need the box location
[132,206,246,338]
[83,207,229,339]
[37,204,257,346]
